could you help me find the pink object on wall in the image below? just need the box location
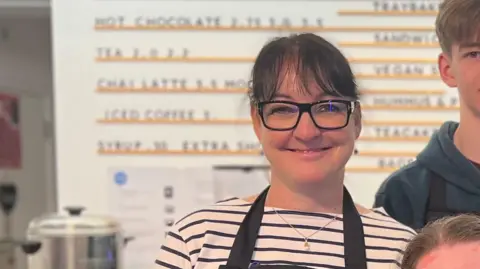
[0,93,21,169]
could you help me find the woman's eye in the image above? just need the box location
[316,105,340,112]
[269,106,296,114]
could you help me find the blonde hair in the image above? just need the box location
[435,0,480,54]
[401,214,480,269]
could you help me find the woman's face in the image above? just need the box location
[417,242,480,269]
[251,69,361,186]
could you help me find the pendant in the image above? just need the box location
[304,241,310,251]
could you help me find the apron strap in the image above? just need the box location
[225,187,269,269]
[223,186,367,269]
[342,187,367,269]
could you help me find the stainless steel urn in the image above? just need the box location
[22,206,132,269]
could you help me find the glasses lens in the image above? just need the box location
[312,101,349,128]
[262,102,299,129]
[261,101,350,130]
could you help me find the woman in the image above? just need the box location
[401,214,480,269]
[155,33,415,269]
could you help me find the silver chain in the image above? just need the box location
[272,207,338,251]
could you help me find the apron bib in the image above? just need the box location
[219,186,368,269]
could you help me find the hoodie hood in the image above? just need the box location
[416,121,480,195]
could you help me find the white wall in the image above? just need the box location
[0,16,54,269]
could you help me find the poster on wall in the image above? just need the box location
[0,93,21,169]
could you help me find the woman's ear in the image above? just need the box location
[251,104,262,141]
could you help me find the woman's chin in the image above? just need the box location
[288,169,331,184]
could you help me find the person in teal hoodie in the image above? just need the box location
[374,0,480,231]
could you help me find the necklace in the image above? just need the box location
[272,207,338,251]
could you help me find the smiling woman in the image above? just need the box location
[154,33,416,269]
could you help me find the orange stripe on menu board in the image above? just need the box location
[95,118,444,126]
[337,10,438,16]
[361,105,459,111]
[95,56,255,63]
[96,149,418,157]
[93,25,435,32]
[363,120,442,126]
[349,58,436,63]
[97,87,248,93]
[95,57,437,64]
[356,74,440,80]
[358,137,429,142]
[95,87,445,95]
[360,89,445,95]
[338,42,439,48]
[97,118,252,124]
[94,56,437,64]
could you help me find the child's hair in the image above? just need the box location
[435,0,480,54]
[401,214,480,269]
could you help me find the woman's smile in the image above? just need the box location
[284,147,333,160]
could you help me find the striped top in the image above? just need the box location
[155,197,416,269]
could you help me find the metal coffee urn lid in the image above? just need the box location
[27,206,121,237]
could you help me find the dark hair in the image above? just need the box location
[248,33,359,105]
[402,214,480,269]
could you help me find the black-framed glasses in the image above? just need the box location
[257,100,358,131]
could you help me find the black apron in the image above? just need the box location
[424,172,480,225]
[219,186,368,269]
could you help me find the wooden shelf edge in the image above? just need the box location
[94,57,437,64]
[96,118,444,126]
[337,10,438,16]
[361,105,459,111]
[93,26,435,32]
[356,74,440,80]
[97,150,418,157]
[339,42,439,48]
[95,87,445,95]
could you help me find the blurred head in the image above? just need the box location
[402,214,480,269]
[436,0,480,115]
[249,33,361,187]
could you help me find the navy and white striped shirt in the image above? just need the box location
[155,197,416,269]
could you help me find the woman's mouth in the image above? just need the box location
[286,147,333,159]
[287,147,332,153]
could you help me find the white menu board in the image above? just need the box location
[51,0,453,226]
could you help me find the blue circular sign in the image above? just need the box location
[114,171,127,186]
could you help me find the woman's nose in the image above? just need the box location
[292,112,322,141]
